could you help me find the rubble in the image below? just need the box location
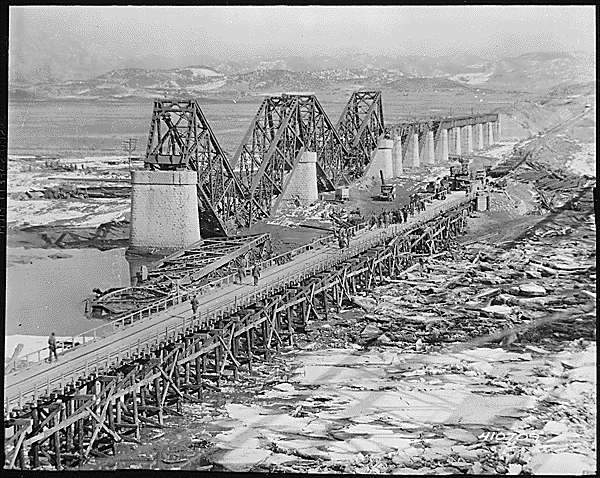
[73,141,594,474]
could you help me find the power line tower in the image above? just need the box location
[122,138,138,171]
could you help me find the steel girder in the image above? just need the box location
[230,96,301,226]
[336,91,386,179]
[91,233,272,319]
[142,93,386,235]
[144,100,253,236]
[293,94,348,188]
[230,93,349,224]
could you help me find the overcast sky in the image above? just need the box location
[10,5,596,60]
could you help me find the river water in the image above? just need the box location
[6,247,133,337]
[5,93,515,352]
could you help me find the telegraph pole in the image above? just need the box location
[122,138,138,171]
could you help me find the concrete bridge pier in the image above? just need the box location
[420,130,435,165]
[392,134,403,176]
[435,128,449,163]
[366,138,394,180]
[487,121,495,146]
[474,123,484,150]
[280,151,318,204]
[448,128,455,155]
[454,127,462,156]
[406,132,420,168]
[464,124,473,153]
[494,118,501,141]
[129,170,201,255]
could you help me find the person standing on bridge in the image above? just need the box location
[342,228,349,249]
[190,294,199,319]
[369,215,377,230]
[252,263,261,286]
[48,332,58,363]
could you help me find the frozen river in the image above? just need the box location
[5,247,131,348]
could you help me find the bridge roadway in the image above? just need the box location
[5,192,472,412]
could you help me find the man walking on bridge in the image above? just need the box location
[252,263,261,286]
[48,332,58,363]
[190,294,199,319]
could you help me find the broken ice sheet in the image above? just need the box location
[211,447,272,472]
[527,452,596,475]
[225,403,312,432]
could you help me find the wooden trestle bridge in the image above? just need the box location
[4,191,475,470]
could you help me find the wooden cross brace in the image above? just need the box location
[159,349,180,407]
[83,382,116,459]
[6,419,33,469]
[265,303,283,348]
[217,327,241,375]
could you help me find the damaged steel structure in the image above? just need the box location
[4,194,474,470]
[144,92,385,236]
[90,234,272,320]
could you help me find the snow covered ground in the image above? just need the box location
[5,334,73,362]
[7,155,133,228]
[566,143,596,177]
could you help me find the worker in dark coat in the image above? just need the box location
[252,264,261,286]
[48,333,58,363]
[190,294,199,318]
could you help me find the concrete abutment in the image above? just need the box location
[129,170,201,255]
[280,151,319,205]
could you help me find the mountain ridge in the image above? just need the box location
[8,30,595,98]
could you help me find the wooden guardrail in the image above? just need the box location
[5,193,473,412]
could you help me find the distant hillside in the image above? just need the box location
[224,69,330,91]
[381,76,470,91]
[9,28,219,84]
[543,80,596,99]
[8,30,595,99]
[449,52,595,92]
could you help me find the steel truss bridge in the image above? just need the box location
[385,113,499,163]
[143,91,385,236]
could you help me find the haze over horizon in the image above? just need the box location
[9,5,596,63]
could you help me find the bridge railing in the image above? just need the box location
[5,221,368,374]
[6,194,471,376]
[5,193,474,412]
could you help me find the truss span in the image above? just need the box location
[144,99,254,237]
[142,92,386,235]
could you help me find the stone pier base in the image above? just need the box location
[129,170,201,254]
[435,128,449,163]
[392,135,403,177]
[280,151,318,205]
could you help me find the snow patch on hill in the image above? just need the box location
[188,67,222,77]
[450,71,494,85]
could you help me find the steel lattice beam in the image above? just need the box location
[336,91,385,179]
[144,100,255,237]
[91,233,272,319]
[142,93,386,235]
[230,93,351,225]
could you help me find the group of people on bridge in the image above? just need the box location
[368,194,428,230]
[336,225,356,249]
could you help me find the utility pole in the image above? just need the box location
[122,138,138,171]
